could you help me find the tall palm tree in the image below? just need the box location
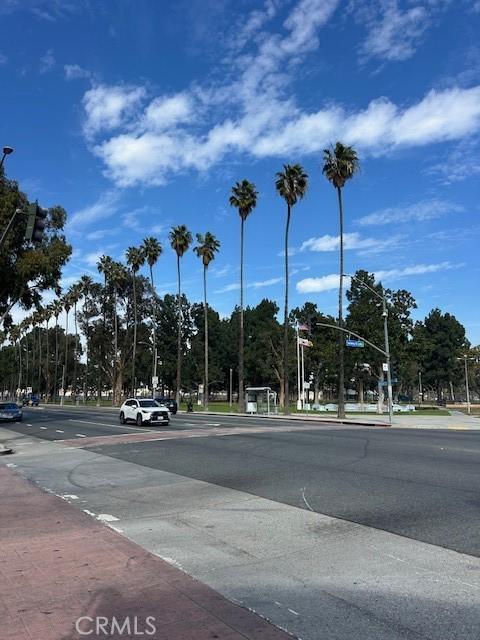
[126,246,145,397]
[169,225,193,406]
[69,283,83,402]
[194,232,221,411]
[52,299,62,401]
[229,179,258,412]
[322,142,359,419]
[61,293,72,405]
[80,275,94,403]
[142,236,162,394]
[44,304,54,401]
[97,254,113,401]
[275,164,308,415]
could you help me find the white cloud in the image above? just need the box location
[297,274,346,293]
[64,64,91,80]
[83,85,146,137]
[86,229,111,241]
[299,232,402,254]
[83,251,104,267]
[39,48,55,73]
[67,190,120,230]
[296,261,462,293]
[144,94,194,130]
[374,261,463,280]
[80,0,480,187]
[357,199,463,226]
[215,276,282,294]
[427,139,480,184]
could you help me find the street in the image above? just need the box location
[2,406,480,639]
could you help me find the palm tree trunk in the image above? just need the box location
[61,311,69,405]
[204,265,209,411]
[45,320,50,401]
[85,304,89,405]
[73,302,78,402]
[17,339,22,400]
[37,329,42,396]
[238,218,245,412]
[150,265,157,395]
[176,255,182,406]
[54,318,59,401]
[337,186,345,419]
[131,274,138,397]
[114,286,118,403]
[283,204,291,415]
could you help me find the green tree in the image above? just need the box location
[142,236,162,393]
[229,179,258,412]
[169,225,193,405]
[322,142,359,418]
[194,232,220,410]
[69,283,83,399]
[275,164,308,414]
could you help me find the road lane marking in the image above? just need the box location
[97,513,119,522]
[76,434,87,438]
[27,423,33,427]
[56,429,64,433]
[40,426,47,430]
[68,418,151,432]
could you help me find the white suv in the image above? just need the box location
[119,398,170,427]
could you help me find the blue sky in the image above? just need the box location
[1,0,480,342]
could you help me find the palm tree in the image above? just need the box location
[142,236,163,395]
[97,254,113,402]
[194,232,221,411]
[169,225,193,406]
[275,164,308,415]
[69,283,83,402]
[126,246,145,397]
[44,304,54,401]
[322,142,359,419]
[61,293,72,405]
[52,299,62,401]
[229,179,258,412]
[80,275,94,403]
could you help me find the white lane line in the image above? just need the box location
[288,609,299,616]
[40,426,47,430]
[56,429,64,433]
[97,513,119,522]
[301,487,315,512]
[26,423,33,427]
[68,419,151,432]
[6,463,17,467]
[76,433,87,438]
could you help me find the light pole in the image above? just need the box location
[457,355,476,415]
[343,273,393,424]
[0,145,14,170]
[229,368,233,407]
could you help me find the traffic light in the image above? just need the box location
[24,203,48,243]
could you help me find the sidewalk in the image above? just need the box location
[0,465,292,640]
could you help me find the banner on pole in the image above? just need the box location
[298,337,313,347]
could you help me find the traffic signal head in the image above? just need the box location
[24,203,47,243]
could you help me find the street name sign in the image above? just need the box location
[346,339,365,348]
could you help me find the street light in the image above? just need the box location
[343,273,393,425]
[0,146,14,170]
[456,355,477,415]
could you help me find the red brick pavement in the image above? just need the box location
[0,465,293,640]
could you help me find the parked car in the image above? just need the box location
[119,398,170,426]
[154,396,178,414]
[0,402,23,422]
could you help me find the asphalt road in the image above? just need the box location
[91,425,480,557]
[3,404,248,441]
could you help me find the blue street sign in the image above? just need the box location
[346,339,365,348]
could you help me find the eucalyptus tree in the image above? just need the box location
[169,225,193,405]
[126,246,146,396]
[52,299,63,401]
[322,142,359,418]
[80,275,94,402]
[142,236,162,393]
[275,164,308,414]
[69,283,83,400]
[229,179,258,412]
[194,232,221,410]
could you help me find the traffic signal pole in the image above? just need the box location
[0,208,22,249]
[382,291,393,425]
